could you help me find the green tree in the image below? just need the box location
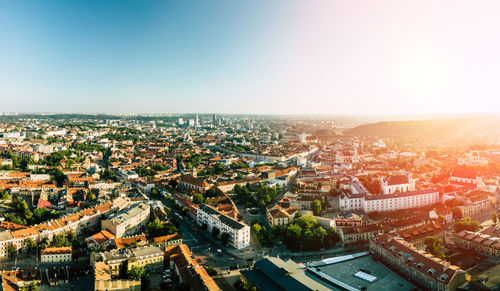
[205,265,217,277]
[311,200,322,216]
[28,282,38,291]
[193,193,204,204]
[127,265,146,280]
[8,244,16,256]
[424,236,446,259]
[25,238,36,250]
[86,191,96,201]
[0,190,9,200]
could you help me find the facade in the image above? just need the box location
[340,187,440,213]
[179,175,210,193]
[456,192,494,219]
[396,221,445,249]
[370,234,466,291]
[0,199,121,257]
[197,204,250,249]
[102,202,150,238]
[450,168,483,188]
[41,247,72,263]
[266,204,298,227]
[454,230,500,257]
[153,233,183,249]
[380,173,415,194]
[95,246,164,277]
[166,244,221,291]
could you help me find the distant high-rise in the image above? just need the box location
[213,114,217,125]
[195,114,199,125]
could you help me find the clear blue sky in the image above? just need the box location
[1,1,500,115]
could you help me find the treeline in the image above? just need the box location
[234,183,279,210]
[272,215,340,251]
[5,199,60,226]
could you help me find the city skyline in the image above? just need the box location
[2,1,500,115]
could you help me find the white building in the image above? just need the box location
[102,203,150,238]
[340,180,439,213]
[380,173,415,194]
[41,247,72,263]
[197,204,250,249]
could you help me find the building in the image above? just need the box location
[41,247,72,263]
[94,262,141,291]
[179,175,210,193]
[266,204,298,227]
[197,204,250,249]
[101,202,150,238]
[453,230,500,257]
[396,220,445,249]
[240,257,330,291]
[85,229,115,249]
[95,246,164,277]
[153,233,183,249]
[380,173,415,194]
[338,217,425,246]
[450,168,483,188]
[166,244,221,291]
[370,234,466,291]
[340,186,440,213]
[1,269,41,290]
[456,191,494,219]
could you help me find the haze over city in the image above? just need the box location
[1,2,500,291]
[2,1,500,115]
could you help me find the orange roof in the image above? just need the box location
[41,247,72,255]
[153,233,182,244]
[10,227,38,239]
[89,230,115,245]
[113,235,147,249]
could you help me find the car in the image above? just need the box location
[228,257,234,261]
[217,249,222,253]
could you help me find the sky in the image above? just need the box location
[1,1,500,115]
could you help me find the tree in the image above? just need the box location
[86,191,96,201]
[0,190,9,200]
[25,238,36,251]
[28,282,38,291]
[127,265,146,280]
[424,236,446,259]
[8,244,16,256]
[454,217,481,233]
[220,232,230,246]
[205,265,217,276]
[193,193,204,204]
[311,200,322,216]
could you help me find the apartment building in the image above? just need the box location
[454,230,500,257]
[370,234,466,291]
[197,204,250,249]
[102,202,150,238]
